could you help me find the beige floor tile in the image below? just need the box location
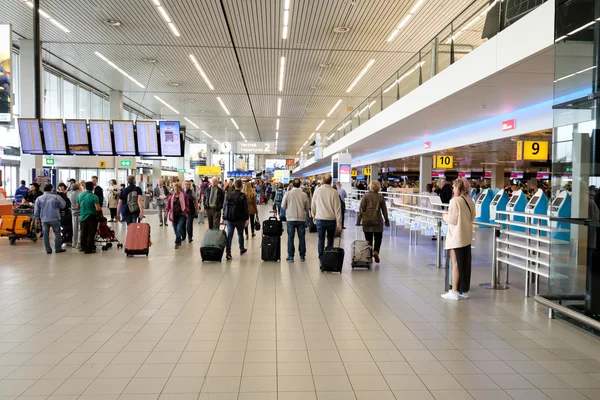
[123,377,168,394]
[200,377,240,393]
[239,376,277,392]
[278,375,315,391]
[53,378,94,395]
[384,374,427,391]
[84,378,130,395]
[419,374,463,390]
[349,375,389,391]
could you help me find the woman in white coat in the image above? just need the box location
[441,179,476,301]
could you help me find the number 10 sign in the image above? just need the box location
[236,141,276,154]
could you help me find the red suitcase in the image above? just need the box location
[125,223,151,257]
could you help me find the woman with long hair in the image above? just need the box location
[357,181,390,264]
[441,179,476,301]
[243,181,257,239]
[165,182,189,249]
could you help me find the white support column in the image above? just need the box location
[420,155,433,187]
[490,166,505,191]
[110,90,123,181]
[152,161,162,186]
[19,40,42,183]
[369,165,379,186]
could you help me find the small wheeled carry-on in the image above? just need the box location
[321,236,344,273]
[261,235,281,261]
[263,216,283,237]
[125,222,151,257]
[351,240,372,269]
[198,210,205,224]
[200,228,227,262]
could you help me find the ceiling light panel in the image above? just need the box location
[277,98,282,116]
[184,117,199,129]
[151,1,180,38]
[202,130,213,138]
[230,118,239,130]
[189,54,214,90]
[387,0,425,42]
[217,97,231,115]
[239,131,246,139]
[316,120,325,131]
[279,56,286,92]
[94,52,145,88]
[282,0,291,39]
[346,59,375,93]
[327,99,343,117]
[154,95,180,114]
[276,119,280,130]
[22,1,70,33]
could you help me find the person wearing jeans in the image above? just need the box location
[33,184,67,254]
[357,181,390,264]
[311,174,342,263]
[282,178,310,262]
[78,181,102,254]
[183,180,198,243]
[223,180,249,260]
[165,182,189,249]
[226,219,246,257]
[154,179,169,227]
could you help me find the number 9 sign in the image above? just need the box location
[519,141,548,160]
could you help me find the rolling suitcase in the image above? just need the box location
[198,210,205,224]
[351,240,372,269]
[200,228,227,262]
[321,236,344,273]
[263,216,283,237]
[261,235,281,261]
[125,222,151,256]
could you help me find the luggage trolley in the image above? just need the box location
[0,206,38,245]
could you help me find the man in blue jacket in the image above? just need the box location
[13,180,28,204]
[34,184,66,254]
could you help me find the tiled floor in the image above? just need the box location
[1,205,600,400]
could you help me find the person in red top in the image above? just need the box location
[165,182,189,249]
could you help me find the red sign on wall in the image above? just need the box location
[424,141,431,149]
[502,119,516,131]
[484,171,492,179]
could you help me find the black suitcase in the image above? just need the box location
[261,235,281,261]
[200,228,227,262]
[263,216,283,237]
[307,219,317,233]
[321,237,344,273]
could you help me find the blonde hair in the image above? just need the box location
[243,181,254,201]
[453,179,468,196]
[173,182,182,191]
[370,181,381,193]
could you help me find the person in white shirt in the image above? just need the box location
[282,178,310,263]
[311,174,342,264]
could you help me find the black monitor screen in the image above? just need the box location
[529,196,540,206]
[18,119,43,154]
[553,197,564,207]
[65,120,90,155]
[41,119,67,155]
[492,194,502,203]
[509,195,519,205]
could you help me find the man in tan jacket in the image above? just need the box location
[311,174,342,263]
[282,178,310,262]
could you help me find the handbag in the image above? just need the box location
[254,214,261,232]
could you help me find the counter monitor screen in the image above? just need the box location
[509,195,519,206]
[159,121,182,156]
[41,119,67,155]
[113,120,136,156]
[136,121,159,156]
[492,194,502,203]
[529,196,540,206]
[89,120,113,155]
[65,120,90,154]
[18,118,43,154]
[553,197,564,207]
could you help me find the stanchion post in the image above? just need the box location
[481,223,509,290]
[436,219,443,268]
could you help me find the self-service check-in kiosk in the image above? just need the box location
[525,189,549,235]
[475,188,493,224]
[490,189,509,222]
[506,190,527,231]
[550,191,571,241]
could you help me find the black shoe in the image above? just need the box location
[188,239,193,243]
[226,253,233,260]
[165,223,168,227]
[46,251,52,254]
[160,223,163,227]
[240,248,247,255]
[56,249,66,254]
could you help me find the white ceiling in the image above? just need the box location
[4,0,477,152]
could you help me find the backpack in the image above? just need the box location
[223,192,245,221]
[127,188,140,213]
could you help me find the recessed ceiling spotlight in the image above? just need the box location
[319,63,332,68]
[104,19,122,27]
[168,82,180,87]
[143,57,158,64]
[333,26,350,33]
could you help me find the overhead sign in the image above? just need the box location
[45,158,55,166]
[99,161,107,168]
[196,166,222,175]
[435,155,453,169]
[351,169,358,177]
[178,168,186,173]
[236,141,276,154]
[120,160,132,167]
[502,119,516,131]
[364,167,371,176]
[339,164,351,183]
[0,25,12,124]
[424,141,431,149]
[517,140,548,161]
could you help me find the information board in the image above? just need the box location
[89,120,113,155]
[136,121,159,156]
[41,119,67,155]
[159,121,182,156]
[236,141,276,154]
[113,120,136,156]
[18,118,43,154]
[65,120,90,154]
[517,140,549,161]
[435,155,453,169]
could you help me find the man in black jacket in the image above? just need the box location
[203,177,225,229]
[223,179,248,260]
[92,176,104,209]
[439,179,453,204]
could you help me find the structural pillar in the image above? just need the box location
[109,90,123,182]
[420,155,433,188]
[19,39,43,184]
[572,126,590,266]
[368,165,379,186]
[152,161,162,187]
[490,165,505,191]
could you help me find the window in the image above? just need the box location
[91,94,103,119]
[43,70,61,118]
[78,87,90,119]
[103,99,110,119]
[63,80,77,120]
[123,109,130,120]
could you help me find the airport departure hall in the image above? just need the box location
[2,0,600,399]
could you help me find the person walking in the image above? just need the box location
[204,177,225,229]
[223,180,248,260]
[154,179,169,227]
[336,182,347,229]
[79,181,101,254]
[116,176,144,225]
[107,179,119,222]
[357,181,390,264]
[68,183,83,249]
[91,176,104,210]
[243,181,257,240]
[183,180,199,243]
[274,183,284,217]
[441,179,476,301]
[225,178,235,197]
[311,173,342,264]
[34,184,67,254]
[165,182,189,249]
[282,178,310,262]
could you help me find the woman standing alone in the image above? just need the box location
[357,181,390,264]
[165,182,189,249]
[243,182,257,239]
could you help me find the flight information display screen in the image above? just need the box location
[113,120,136,156]
[18,119,44,154]
[89,120,113,155]
[136,121,159,156]
[159,121,182,156]
[65,120,90,154]
[41,119,67,155]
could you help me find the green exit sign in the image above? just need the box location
[178,168,186,173]
[45,158,54,165]
[120,160,132,167]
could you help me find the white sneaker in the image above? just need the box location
[459,293,470,299]
[441,291,460,301]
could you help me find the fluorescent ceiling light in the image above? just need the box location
[387,0,424,42]
[315,120,325,131]
[276,119,280,130]
[327,99,343,117]
[282,0,291,39]
[49,19,71,33]
[168,23,180,37]
[38,9,50,18]
[152,0,160,5]
[94,52,145,88]
[567,20,596,36]
[276,131,279,139]
[239,131,246,139]
[279,56,286,92]
[346,59,375,93]
[189,54,214,90]
[217,97,230,115]
[215,139,222,145]
[277,98,282,116]
[230,118,239,130]
[445,0,498,44]
[157,6,171,22]
[308,132,315,140]
[275,140,278,146]
[154,95,180,114]
[554,65,597,83]
[303,140,308,146]
[184,117,199,129]
[23,1,70,33]
[202,130,213,138]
